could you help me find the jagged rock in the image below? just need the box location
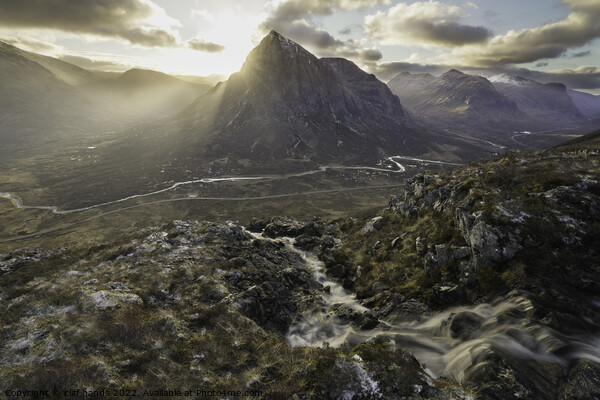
[453,246,471,260]
[86,290,143,310]
[248,217,268,233]
[433,285,464,305]
[372,281,388,294]
[371,240,382,255]
[424,252,438,273]
[449,311,483,340]
[356,312,379,330]
[263,217,302,238]
[300,221,324,237]
[416,237,427,255]
[560,360,600,400]
[360,216,383,235]
[328,264,347,279]
[320,235,341,249]
[294,234,321,250]
[435,244,454,267]
[391,236,401,248]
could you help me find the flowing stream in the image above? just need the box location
[272,236,600,382]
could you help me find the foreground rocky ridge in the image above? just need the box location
[1,132,600,399]
[1,220,459,399]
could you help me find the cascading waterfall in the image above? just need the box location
[275,236,600,382]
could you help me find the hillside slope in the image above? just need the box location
[1,131,599,399]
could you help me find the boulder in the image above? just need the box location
[416,237,427,255]
[435,244,454,267]
[560,360,600,400]
[248,218,268,233]
[360,217,383,235]
[449,311,483,340]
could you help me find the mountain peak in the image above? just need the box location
[236,31,321,87]
[442,69,465,77]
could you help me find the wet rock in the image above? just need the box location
[560,360,600,400]
[327,264,346,279]
[319,235,341,250]
[294,234,321,251]
[248,217,268,233]
[356,312,379,330]
[449,311,483,340]
[433,285,464,305]
[264,217,301,238]
[360,216,383,235]
[300,220,323,237]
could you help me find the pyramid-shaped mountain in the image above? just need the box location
[168,31,477,165]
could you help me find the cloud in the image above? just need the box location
[444,0,600,67]
[364,2,492,47]
[187,38,225,53]
[571,50,591,57]
[259,0,388,64]
[0,0,180,47]
[484,10,500,19]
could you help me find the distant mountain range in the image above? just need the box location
[1,31,599,170]
[0,41,209,155]
[387,69,527,130]
[388,69,599,132]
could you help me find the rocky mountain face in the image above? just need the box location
[173,31,481,166]
[388,70,597,134]
[568,89,600,120]
[388,69,527,130]
[326,129,600,398]
[490,73,585,125]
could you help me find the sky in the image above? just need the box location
[0,0,599,93]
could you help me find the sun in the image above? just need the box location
[153,10,265,77]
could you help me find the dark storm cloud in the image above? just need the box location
[187,39,225,53]
[0,0,178,47]
[258,0,387,62]
[402,19,492,47]
[448,0,600,67]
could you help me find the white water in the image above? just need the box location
[272,236,600,382]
